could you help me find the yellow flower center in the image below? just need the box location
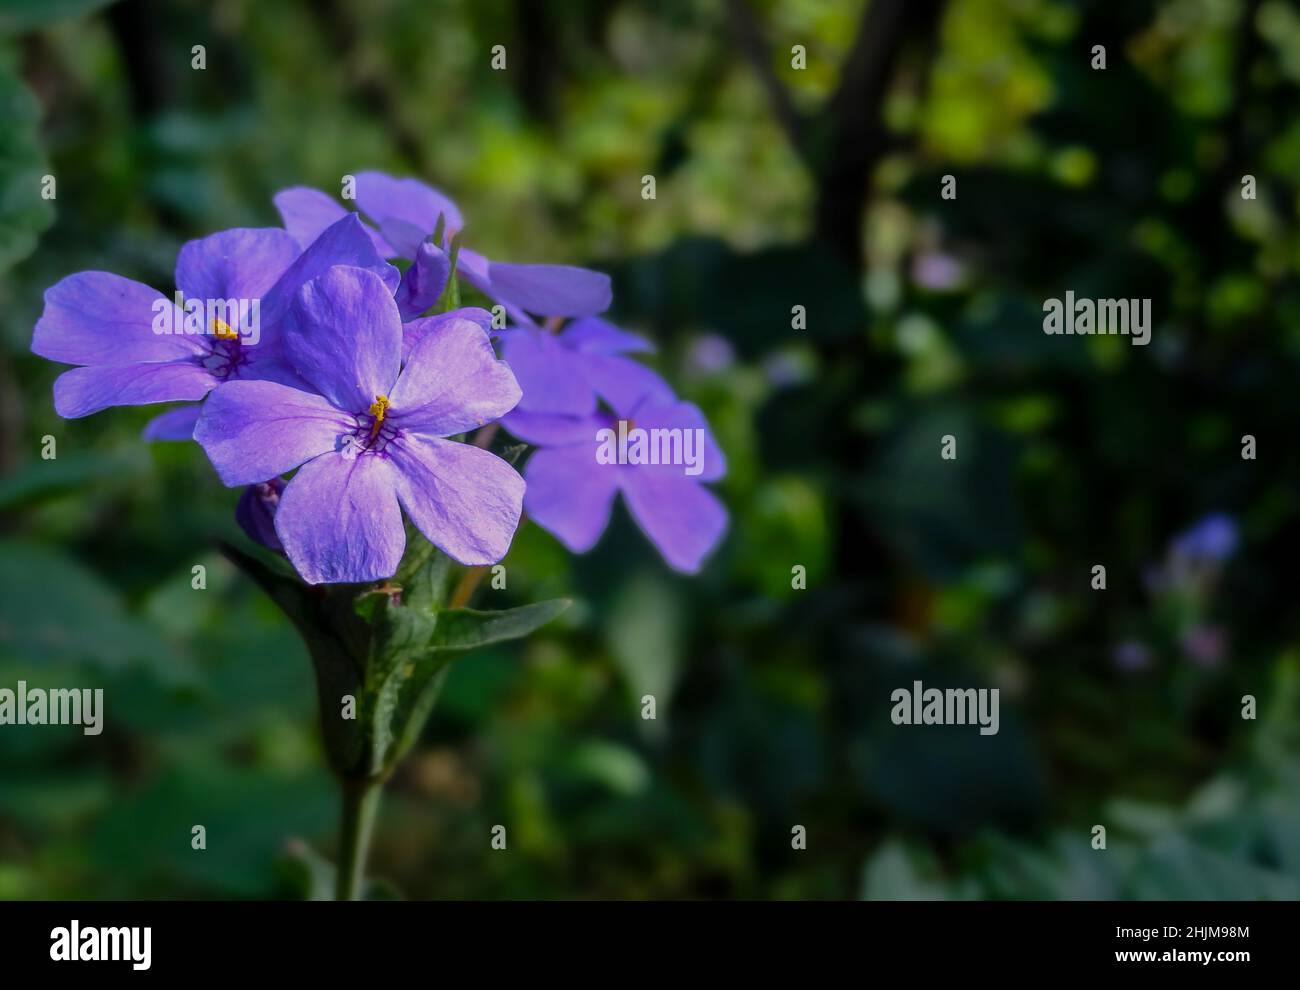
[211,317,240,340]
[368,395,390,440]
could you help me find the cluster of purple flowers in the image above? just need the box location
[31,173,727,582]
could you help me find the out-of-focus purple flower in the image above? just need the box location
[683,333,735,378]
[503,393,727,574]
[236,478,286,552]
[274,172,611,323]
[502,317,672,417]
[195,266,524,584]
[910,251,965,291]
[30,216,398,439]
[1180,624,1226,668]
[1171,513,1238,564]
[1112,639,1151,672]
[762,349,814,388]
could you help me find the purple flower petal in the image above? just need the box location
[501,408,606,447]
[483,262,612,318]
[274,187,347,249]
[235,347,316,391]
[523,445,618,553]
[274,186,394,257]
[260,215,400,330]
[628,396,727,482]
[236,478,286,551]
[454,246,492,285]
[283,266,402,414]
[142,404,201,441]
[274,452,404,584]
[576,351,674,416]
[501,327,597,416]
[620,470,727,573]
[389,433,524,565]
[401,307,493,361]
[193,380,350,486]
[355,171,463,249]
[453,247,530,323]
[376,217,431,260]
[388,316,520,436]
[32,272,202,366]
[175,227,301,304]
[560,317,653,355]
[53,361,215,419]
[395,241,451,321]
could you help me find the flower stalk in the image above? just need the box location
[335,777,383,901]
[219,532,569,900]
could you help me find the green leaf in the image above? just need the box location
[366,596,569,773]
[92,761,334,897]
[363,602,439,773]
[429,599,571,653]
[434,229,463,313]
[392,530,451,612]
[277,840,336,902]
[385,665,451,769]
[222,540,566,779]
[1127,836,1300,900]
[0,539,173,674]
[0,450,151,512]
[860,840,953,901]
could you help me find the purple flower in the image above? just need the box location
[236,478,286,552]
[762,349,814,389]
[1171,513,1238,564]
[910,251,965,291]
[274,171,611,322]
[683,333,736,378]
[503,394,727,573]
[31,216,397,439]
[1112,639,1151,672]
[1180,624,1226,668]
[502,317,672,417]
[194,265,524,584]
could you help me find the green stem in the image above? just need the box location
[335,777,382,901]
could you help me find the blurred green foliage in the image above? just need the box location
[1,0,1298,899]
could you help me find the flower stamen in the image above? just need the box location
[211,317,240,340]
[368,395,390,441]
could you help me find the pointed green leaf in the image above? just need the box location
[430,599,571,653]
[363,601,439,773]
